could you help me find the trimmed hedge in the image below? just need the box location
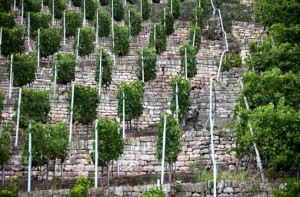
[112,24,130,56]
[111,0,124,21]
[82,0,98,20]
[1,27,25,56]
[64,10,83,37]
[30,12,51,37]
[188,25,201,52]
[161,7,174,35]
[137,47,157,82]
[125,8,142,36]
[38,27,61,57]
[47,0,67,19]
[179,42,196,78]
[52,52,76,84]
[0,12,16,28]
[95,48,113,87]
[74,26,95,56]
[94,10,111,37]
[149,23,166,54]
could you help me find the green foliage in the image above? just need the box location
[141,187,165,197]
[68,84,99,125]
[269,24,300,45]
[188,25,201,52]
[170,76,191,120]
[111,0,124,21]
[52,52,76,85]
[72,0,81,7]
[64,10,83,37]
[100,0,109,6]
[156,113,183,164]
[273,180,300,197]
[0,127,10,164]
[38,27,61,57]
[10,53,37,87]
[167,0,180,19]
[21,0,41,13]
[93,117,124,167]
[138,0,150,20]
[149,23,167,54]
[127,0,136,4]
[179,42,196,78]
[14,88,50,127]
[0,0,12,12]
[1,27,25,56]
[30,12,51,37]
[125,8,142,36]
[74,26,95,56]
[112,24,130,56]
[47,0,67,19]
[94,10,111,37]
[117,81,144,121]
[0,91,4,121]
[192,7,204,28]
[221,53,242,72]
[95,48,113,87]
[161,7,174,36]
[0,12,16,28]
[0,177,20,197]
[137,47,157,82]
[68,176,93,197]
[82,0,98,20]
[188,158,213,182]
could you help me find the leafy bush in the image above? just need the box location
[179,42,196,78]
[141,187,165,197]
[72,0,81,7]
[125,8,142,36]
[93,117,124,167]
[21,0,41,13]
[117,81,144,122]
[0,177,20,197]
[10,53,36,87]
[1,27,25,56]
[191,7,204,28]
[95,48,113,87]
[94,10,111,37]
[30,12,51,37]
[52,52,76,85]
[68,176,93,197]
[161,7,174,35]
[137,47,157,82]
[188,25,201,52]
[64,10,83,37]
[170,76,191,120]
[0,12,16,28]
[138,0,150,20]
[167,0,180,19]
[14,88,50,127]
[82,0,98,20]
[38,27,61,58]
[67,84,99,125]
[269,24,300,45]
[273,180,300,197]
[0,92,4,121]
[112,24,130,56]
[47,0,67,19]
[0,0,12,12]
[74,26,95,56]
[0,128,10,165]
[156,112,183,164]
[149,23,167,54]
[111,0,124,21]
[99,0,109,6]
[221,53,242,72]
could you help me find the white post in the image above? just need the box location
[140,0,142,18]
[141,50,144,82]
[163,8,166,27]
[63,11,66,46]
[198,0,201,8]
[94,119,99,188]
[153,24,156,49]
[98,51,102,97]
[21,0,24,26]
[9,54,13,99]
[15,87,22,147]
[160,115,167,185]
[83,0,86,26]
[69,82,75,144]
[128,10,131,38]
[53,60,57,96]
[195,12,198,26]
[175,81,179,121]
[0,28,2,57]
[170,0,173,14]
[184,48,188,79]
[52,0,55,25]
[192,30,196,48]
[76,28,80,60]
[111,0,114,49]
[27,12,32,52]
[41,0,44,10]
[27,122,32,192]
[122,90,125,139]
[96,11,99,48]
[14,0,16,10]
[37,29,40,67]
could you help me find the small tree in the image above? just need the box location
[111,0,124,21]
[94,10,111,37]
[138,0,150,20]
[125,8,142,36]
[149,23,167,54]
[81,0,98,20]
[167,0,180,19]
[64,10,83,37]
[10,53,37,87]
[21,0,41,13]
[95,48,113,88]
[52,52,76,84]
[0,12,16,28]
[30,12,51,37]
[221,53,242,72]
[38,27,62,58]
[160,7,174,35]
[74,26,95,57]
[188,25,201,52]
[192,7,205,28]
[1,27,25,56]
[47,0,67,19]
[179,42,196,78]
[137,47,157,82]
[0,125,11,186]
[112,24,130,56]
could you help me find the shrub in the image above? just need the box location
[188,25,201,52]
[138,0,150,20]
[0,92,4,121]
[192,7,204,28]
[68,176,93,197]
[125,8,142,36]
[1,27,25,56]
[10,53,36,87]
[94,10,111,37]
[161,7,174,35]
[111,0,124,21]
[269,23,300,45]
[47,0,67,19]
[273,180,300,197]
[100,0,109,6]
[167,0,180,19]
[149,23,167,54]
[127,0,136,4]
[112,24,130,56]
[221,53,242,72]
[137,47,157,82]
[52,52,76,84]
[95,48,113,87]
[74,26,95,57]
[67,84,99,125]
[141,187,165,197]
[72,0,81,7]
[21,0,41,13]
[0,128,10,165]
[0,0,12,12]
[38,27,61,57]
[14,88,50,127]
[64,10,83,37]
[179,42,196,78]
[0,12,16,28]
[82,0,98,20]
[0,177,20,197]
[30,12,51,37]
